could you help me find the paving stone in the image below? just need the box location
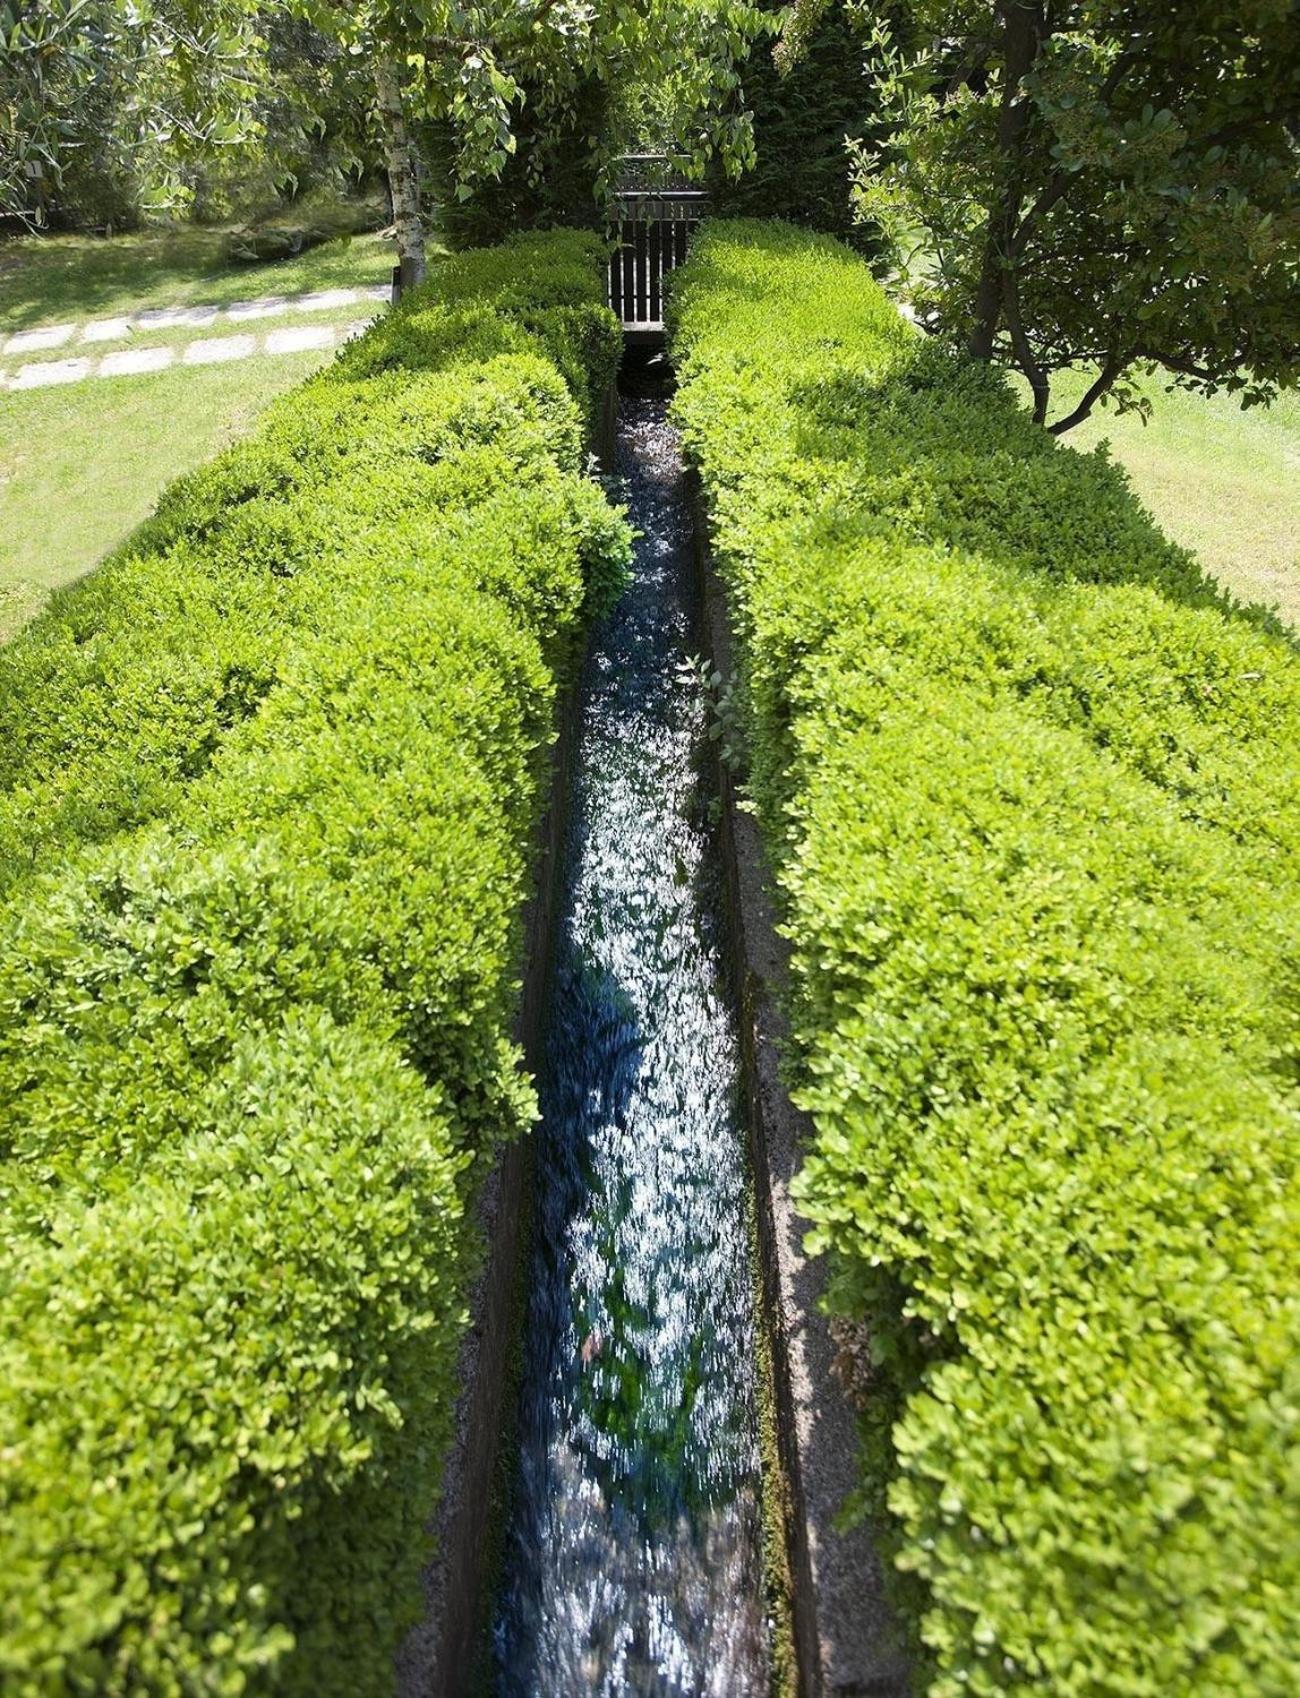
[183,334,257,366]
[98,347,175,378]
[82,316,135,344]
[4,324,76,355]
[362,283,395,304]
[291,288,359,312]
[342,319,374,341]
[132,304,219,330]
[226,295,289,322]
[10,357,93,388]
[265,324,336,354]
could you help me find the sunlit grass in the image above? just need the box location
[0,219,418,641]
[0,226,398,331]
[0,352,344,642]
[1041,368,1300,633]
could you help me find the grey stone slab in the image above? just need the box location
[10,357,92,388]
[82,316,134,344]
[291,288,358,312]
[264,324,336,354]
[132,304,219,330]
[362,283,394,304]
[4,324,76,356]
[226,295,289,322]
[183,334,257,366]
[98,346,175,378]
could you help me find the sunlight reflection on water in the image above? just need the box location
[493,397,768,1697]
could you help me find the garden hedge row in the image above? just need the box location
[0,230,629,1695]
[669,221,1300,1698]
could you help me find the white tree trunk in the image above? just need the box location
[374,57,426,290]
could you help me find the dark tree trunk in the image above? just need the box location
[968,3,1045,363]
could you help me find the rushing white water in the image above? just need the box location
[494,395,769,1696]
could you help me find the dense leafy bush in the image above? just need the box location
[670,220,1300,1697]
[0,228,629,1695]
[707,0,881,250]
[424,74,608,250]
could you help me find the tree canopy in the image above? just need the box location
[786,0,1300,429]
[4,1,764,261]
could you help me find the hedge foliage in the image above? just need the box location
[0,229,629,1695]
[669,220,1300,1698]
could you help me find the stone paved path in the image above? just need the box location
[2,283,390,392]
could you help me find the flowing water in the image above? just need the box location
[493,392,769,1696]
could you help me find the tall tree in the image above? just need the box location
[296,0,765,284]
[709,0,882,250]
[1,1,276,228]
[783,0,1300,431]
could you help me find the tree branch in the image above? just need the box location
[1133,348,1221,383]
[1048,348,1126,433]
[1011,170,1070,251]
[1002,259,1051,423]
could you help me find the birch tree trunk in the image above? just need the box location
[374,57,426,290]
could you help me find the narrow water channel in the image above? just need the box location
[493,391,769,1696]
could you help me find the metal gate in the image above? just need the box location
[607,160,706,343]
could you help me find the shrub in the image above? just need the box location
[670,220,1300,1698]
[0,229,630,1695]
[707,0,883,252]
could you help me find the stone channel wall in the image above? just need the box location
[393,389,614,1698]
[692,477,913,1698]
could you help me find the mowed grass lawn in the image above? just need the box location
[0,220,394,328]
[0,225,403,641]
[1044,369,1300,633]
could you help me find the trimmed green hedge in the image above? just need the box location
[670,221,1300,1697]
[0,230,629,1695]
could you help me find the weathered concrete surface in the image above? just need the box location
[264,324,336,355]
[184,335,258,366]
[4,324,74,355]
[82,316,134,344]
[292,288,360,312]
[693,478,913,1698]
[98,347,174,378]
[134,304,218,330]
[225,295,292,322]
[10,356,90,388]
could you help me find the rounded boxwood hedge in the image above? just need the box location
[670,219,1300,1698]
[0,230,630,1695]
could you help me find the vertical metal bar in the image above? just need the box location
[636,214,650,323]
[625,217,636,325]
[649,218,662,325]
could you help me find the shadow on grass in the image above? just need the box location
[0,230,231,330]
[789,346,1298,646]
[0,218,396,332]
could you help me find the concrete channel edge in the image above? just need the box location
[393,387,614,1698]
[691,473,914,1698]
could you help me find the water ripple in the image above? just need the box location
[494,397,768,1696]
